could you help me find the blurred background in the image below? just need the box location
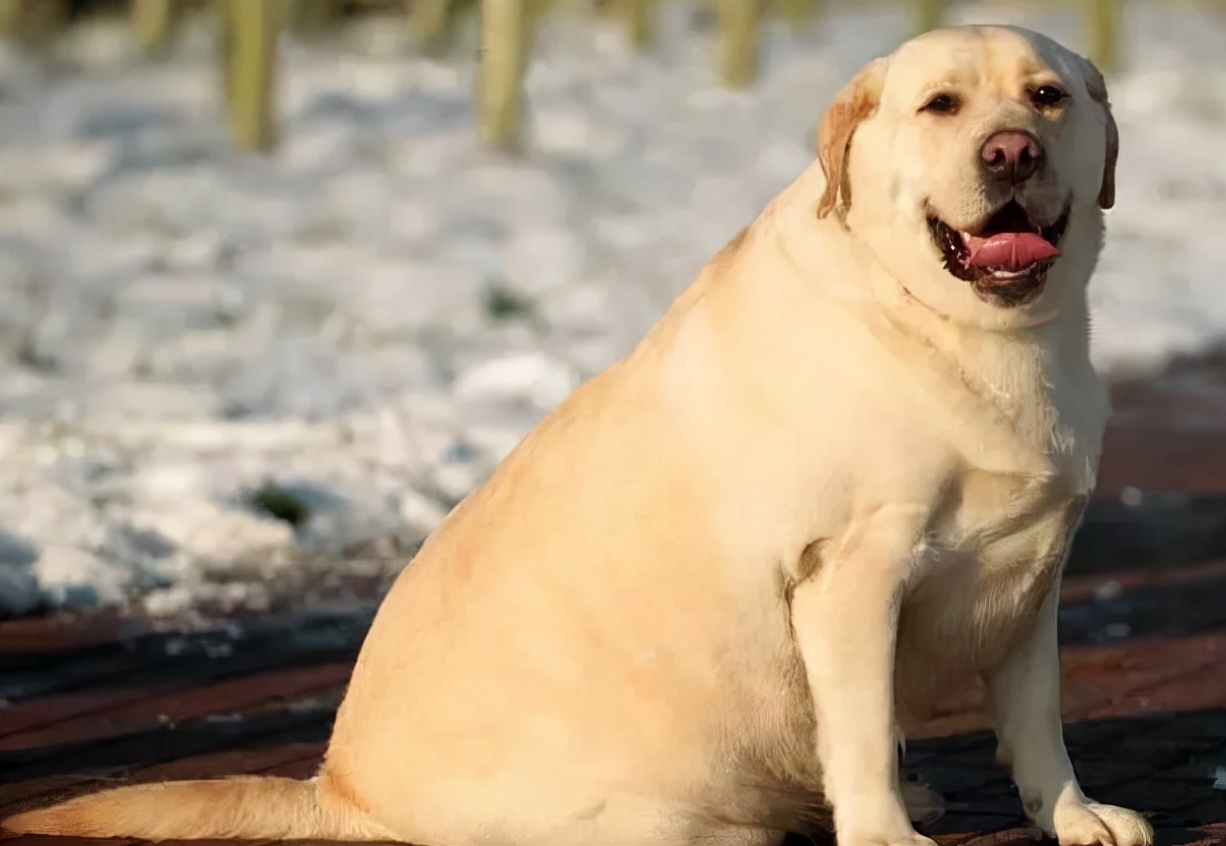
[0,0,1224,621]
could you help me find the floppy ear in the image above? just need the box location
[1079,57,1119,210]
[816,58,887,219]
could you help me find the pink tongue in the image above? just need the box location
[965,232,1060,271]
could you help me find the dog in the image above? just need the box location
[4,25,1153,846]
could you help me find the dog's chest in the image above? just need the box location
[929,355,1104,577]
[899,406,1096,686]
[906,384,1101,648]
[943,466,1086,577]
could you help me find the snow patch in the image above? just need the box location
[0,2,1223,614]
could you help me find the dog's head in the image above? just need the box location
[816,26,1118,328]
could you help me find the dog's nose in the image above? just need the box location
[981,130,1043,183]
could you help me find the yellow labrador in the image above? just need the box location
[4,25,1153,846]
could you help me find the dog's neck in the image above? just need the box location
[863,256,1109,486]
[763,172,1109,468]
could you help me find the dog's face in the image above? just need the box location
[817,26,1118,329]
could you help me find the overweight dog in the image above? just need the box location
[4,25,1151,846]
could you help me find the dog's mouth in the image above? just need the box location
[927,199,1071,306]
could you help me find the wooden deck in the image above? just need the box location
[3,363,1226,846]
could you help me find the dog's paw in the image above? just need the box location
[1051,799,1154,846]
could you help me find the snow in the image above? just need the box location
[0,2,1223,615]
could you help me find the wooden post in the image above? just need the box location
[477,0,529,150]
[717,0,759,89]
[621,0,652,48]
[777,0,821,34]
[0,0,23,40]
[914,0,948,34]
[132,0,174,54]
[1086,0,1121,72]
[221,0,279,153]
[286,0,341,37]
[410,0,453,43]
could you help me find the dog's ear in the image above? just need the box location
[816,58,887,219]
[1079,56,1119,210]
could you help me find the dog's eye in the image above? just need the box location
[921,93,959,114]
[1031,85,1067,107]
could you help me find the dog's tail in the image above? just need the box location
[2,775,390,841]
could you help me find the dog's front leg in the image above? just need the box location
[988,581,1153,846]
[789,520,934,846]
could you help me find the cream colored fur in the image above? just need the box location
[3,26,1153,846]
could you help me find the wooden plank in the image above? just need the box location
[133,742,324,781]
[0,662,350,752]
[1,707,334,784]
[1,744,323,812]
[0,837,141,846]
[1061,558,1226,604]
[257,752,324,779]
[1,613,368,704]
[0,683,181,739]
[1098,428,1226,497]
[0,614,152,655]
[0,773,128,812]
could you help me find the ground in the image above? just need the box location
[2,363,1226,844]
[1,0,1226,617]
